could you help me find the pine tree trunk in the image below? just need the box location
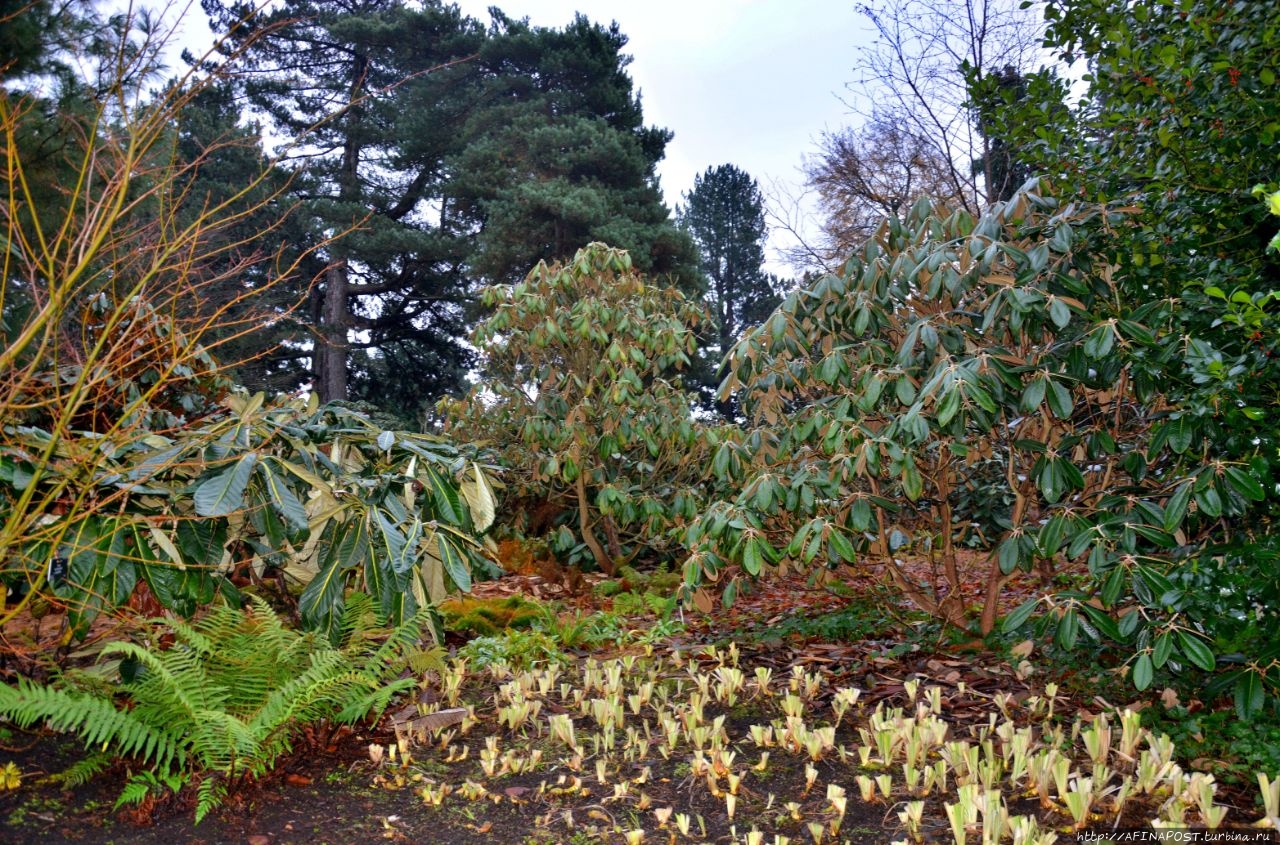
[315,261,349,402]
[313,52,368,404]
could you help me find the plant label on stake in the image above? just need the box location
[47,556,68,586]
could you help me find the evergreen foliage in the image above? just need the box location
[678,164,782,406]
[966,65,1038,203]
[442,243,723,573]
[171,82,313,396]
[199,2,695,417]
[685,0,1280,715]
[996,0,1280,712]
[452,13,700,291]
[1,395,496,644]
[202,0,488,405]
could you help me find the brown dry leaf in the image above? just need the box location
[248,836,271,845]
[692,588,714,614]
[404,707,467,733]
[1010,639,1035,659]
[284,774,312,787]
[504,786,529,801]
[1160,687,1181,709]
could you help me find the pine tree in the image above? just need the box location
[968,65,1036,203]
[201,0,486,404]
[173,81,315,395]
[202,3,696,419]
[678,165,780,408]
[450,13,700,291]
[679,165,779,355]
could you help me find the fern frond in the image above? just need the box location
[365,612,427,675]
[194,776,226,825]
[334,674,417,724]
[181,709,259,775]
[0,680,184,773]
[404,645,447,677]
[338,591,378,646]
[150,614,216,657]
[2,597,426,824]
[249,650,355,734]
[102,641,227,719]
[48,752,113,788]
[114,775,159,811]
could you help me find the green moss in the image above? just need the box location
[439,595,548,638]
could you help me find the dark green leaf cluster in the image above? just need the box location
[444,243,725,572]
[1,397,495,642]
[683,181,1263,674]
[197,1,697,416]
[678,164,783,410]
[984,0,1280,714]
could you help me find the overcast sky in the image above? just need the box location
[452,0,874,271]
[162,0,873,271]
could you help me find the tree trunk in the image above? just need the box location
[315,261,349,402]
[314,52,367,403]
[575,472,615,576]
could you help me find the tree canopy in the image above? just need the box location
[198,1,695,420]
[678,164,782,407]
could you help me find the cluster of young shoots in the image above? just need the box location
[367,645,1278,844]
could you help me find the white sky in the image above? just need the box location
[452,0,874,272]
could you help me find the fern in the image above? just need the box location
[0,595,428,823]
[405,645,447,676]
[0,680,185,774]
[115,776,159,811]
[193,775,226,824]
[47,752,113,788]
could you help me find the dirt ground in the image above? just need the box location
[0,561,1255,845]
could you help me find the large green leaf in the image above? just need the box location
[1054,606,1079,650]
[1163,482,1193,532]
[299,556,347,644]
[459,463,497,533]
[58,519,109,638]
[1234,670,1265,719]
[1176,630,1216,672]
[423,466,463,525]
[1002,597,1039,632]
[324,518,370,573]
[176,519,228,567]
[1046,378,1073,419]
[194,453,258,517]
[1133,653,1154,691]
[1223,466,1266,502]
[371,509,408,572]
[436,533,471,592]
[258,460,310,533]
